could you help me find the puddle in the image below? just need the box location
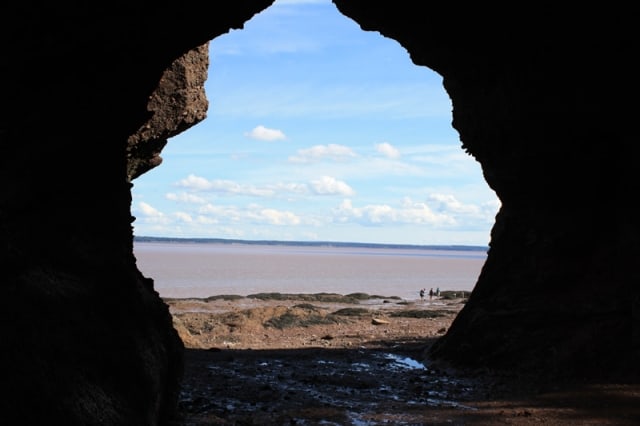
[384,353,426,370]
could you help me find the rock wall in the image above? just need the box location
[332,1,637,379]
[0,1,636,424]
[0,2,274,424]
[127,43,210,182]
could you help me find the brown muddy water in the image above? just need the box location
[134,241,486,300]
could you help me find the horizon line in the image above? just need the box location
[133,235,489,251]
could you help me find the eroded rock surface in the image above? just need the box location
[127,43,210,181]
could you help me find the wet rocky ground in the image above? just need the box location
[166,294,640,425]
[176,340,498,425]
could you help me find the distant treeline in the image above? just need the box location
[133,235,488,252]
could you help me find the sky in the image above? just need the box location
[131,0,500,247]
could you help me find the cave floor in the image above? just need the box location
[166,296,639,425]
[174,346,639,425]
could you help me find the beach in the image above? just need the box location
[167,293,639,425]
[167,291,466,351]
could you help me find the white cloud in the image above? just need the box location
[176,175,275,197]
[334,199,360,220]
[483,198,502,212]
[375,142,400,159]
[135,202,172,227]
[289,143,357,163]
[175,174,316,198]
[138,202,164,218]
[245,125,286,141]
[174,174,211,191]
[197,203,301,226]
[333,198,455,226]
[256,208,301,225]
[174,212,193,223]
[427,193,480,215]
[198,203,243,219]
[477,198,502,223]
[396,198,456,225]
[271,182,309,194]
[310,176,355,196]
[363,204,395,224]
[166,192,207,204]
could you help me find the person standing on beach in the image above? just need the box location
[419,288,425,301]
[429,288,434,301]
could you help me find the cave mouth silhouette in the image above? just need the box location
[2,2,635,424]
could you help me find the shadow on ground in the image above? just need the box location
[173,339,639,425]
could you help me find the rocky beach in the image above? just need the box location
[166,293,638,425]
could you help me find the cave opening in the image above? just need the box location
[131,0,497,320]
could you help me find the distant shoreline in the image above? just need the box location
[133,235,488,252]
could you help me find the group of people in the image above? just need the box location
[419,287,439,301]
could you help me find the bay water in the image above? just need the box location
[134,241,487,301]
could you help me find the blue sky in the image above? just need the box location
[131,0,500,246]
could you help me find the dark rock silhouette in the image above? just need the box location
[332,1,636,379]
[0,1,636,424]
